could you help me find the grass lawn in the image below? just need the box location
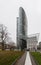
[31,52,41,65]
[0,51,24,65]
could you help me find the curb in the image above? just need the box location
[30,53,39,65]
[11,56,21,65]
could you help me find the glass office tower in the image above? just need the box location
[17,7,27,50]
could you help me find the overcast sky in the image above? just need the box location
[0,0,41,43]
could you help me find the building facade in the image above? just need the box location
[27,34,39,51]
[17,7,27,50]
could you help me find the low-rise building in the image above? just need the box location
[27,33,39,51]
[0,42,16,50]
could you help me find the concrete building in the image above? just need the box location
[17,7,27,50]
[27,33,39,51]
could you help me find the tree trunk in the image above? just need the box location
[2,42,4,50]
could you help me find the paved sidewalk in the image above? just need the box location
[25,52,32,65]
[14,52,26,65]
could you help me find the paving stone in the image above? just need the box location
[14,52,26,65]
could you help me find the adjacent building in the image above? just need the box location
[27,33,39,51]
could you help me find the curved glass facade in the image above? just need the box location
[17,7,27,50]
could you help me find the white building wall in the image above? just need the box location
[27,37,38,50]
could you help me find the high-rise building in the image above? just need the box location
[17,7,27,50]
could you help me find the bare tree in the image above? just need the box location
[0,24,8,50]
